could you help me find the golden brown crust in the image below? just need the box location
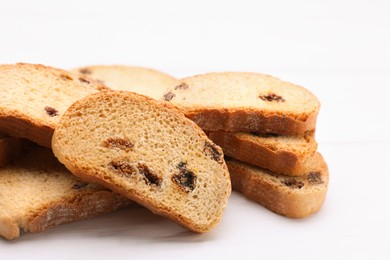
[28,191,131,234]
[0,113,54,148]
[227,153,329,218]
[66,162,227,233]
[208,131,317,175]
[0,191,131,240]
[186,108,319,135]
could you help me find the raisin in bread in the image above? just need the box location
[0,145,131,240]
[52,91,231,233]
[0,63,108,147]
[72,65,178,100]
[162,72,320,135]
[226,153,328,218]
[0,133,24,167]
[208,131,317,176]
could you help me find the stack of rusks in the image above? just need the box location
[0,63,328,240]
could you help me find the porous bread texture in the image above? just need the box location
[0,145,131,240]
[163,72,320,135]
[71,65,178,100]
[0,133,24,167]
[0,63,108,147]
[208,131,317,175]
[52,91,231,233]
[226,153,328,218]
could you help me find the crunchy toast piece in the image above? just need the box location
[0,63,107,147]
[163,72,320,135]
[52,91,231,233]
[208,131,317,176]
[0,145,131,240]
[226,153,328,218]
[72,65,178,100]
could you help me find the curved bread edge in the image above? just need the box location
[209,131,317,175]
[0,114,54,148]
[226,153,329,218]
[186,108,318,135]
[28,191,131,234]
[60,164,226,233]
[0,190,131,240]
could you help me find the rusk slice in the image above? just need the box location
[72,65,178,100]
[163,72,320,135]
[0,63,107,147]
[52,91,231,233]
[226,153,328,218]
[0,133,24,167]
[0,145,131,240]
[208,131,317,176]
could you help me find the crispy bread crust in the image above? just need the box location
[0,191,130,240]
[0,113,54,148]
[185,108,318,135]
[208,131,317,175]
[227,153,329,218]
[63,164,226,233]
[28,191,130,234]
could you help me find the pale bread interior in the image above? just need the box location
[72,65,178,100]
[167,72,320,120]
[0,63,105,129]
[52,91,231,232]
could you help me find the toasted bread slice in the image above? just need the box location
[72,65,178,100]
[52,91,231,233]
[226,153,328,218]
[208,131,317,175]
[0,63,107,147]
[163,72,320,135]
[0,145,131,240]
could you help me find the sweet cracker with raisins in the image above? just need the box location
[0,63,108,148]
[52,91,231,233]
[162,72,320,136]
[0,144,131,240]
[71,65,178,100]
[226,152,329,218]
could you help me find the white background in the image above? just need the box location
[0,0,389,259]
